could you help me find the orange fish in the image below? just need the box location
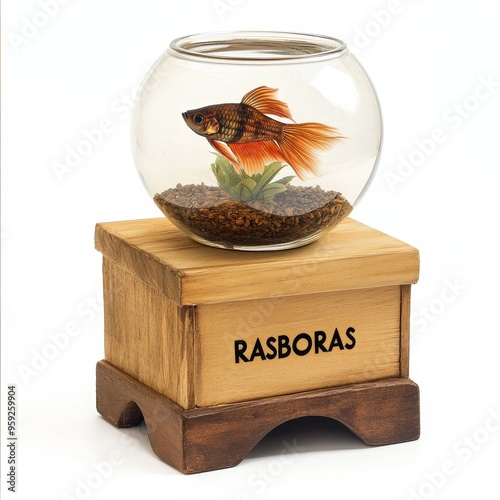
[182,86,343,180]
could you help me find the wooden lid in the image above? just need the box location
[95,218,419,306]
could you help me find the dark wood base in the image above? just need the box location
[96,360,420,474]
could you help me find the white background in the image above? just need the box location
[2,1,500,499]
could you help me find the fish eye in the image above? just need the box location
[194,114,204,125]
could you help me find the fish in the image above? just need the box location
[182,86,343,180]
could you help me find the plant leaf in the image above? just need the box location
[238,178,257,201]
[275,175,295,185]
[212,155,242,192]
[259,183,287,200]
[253,162,285,197]
[210,154,294,202]
[240,168,252,180]
[241,177,257,191]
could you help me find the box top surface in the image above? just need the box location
[95,217,419,305]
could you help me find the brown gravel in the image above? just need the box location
[154,184,352,247]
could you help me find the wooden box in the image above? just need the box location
[95,217,420,473]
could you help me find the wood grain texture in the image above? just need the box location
[400,285,411,378]
[196,286,402,406]
[95,217,420,306]
[97,218,420,408]
[96,360,185,471]
[102,258,195,408]
[96,360,420,474]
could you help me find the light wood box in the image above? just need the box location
[95,217,419,410]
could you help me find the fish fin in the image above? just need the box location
[241,86,294,121]
[278,123,344,180]
[227,141,287,174]
[209,140,241,168]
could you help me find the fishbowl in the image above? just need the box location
[131,31,382,250]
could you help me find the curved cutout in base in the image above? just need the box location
[247,416,368,460]
[96,360,420,474]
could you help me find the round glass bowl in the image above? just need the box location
[131,31,382,250]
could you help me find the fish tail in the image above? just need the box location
[278,123,344,180]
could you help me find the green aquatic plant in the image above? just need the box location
[211,154,294,202]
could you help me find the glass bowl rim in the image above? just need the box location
[169,31,348,64]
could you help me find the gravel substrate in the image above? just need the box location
[154,184,352,247]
